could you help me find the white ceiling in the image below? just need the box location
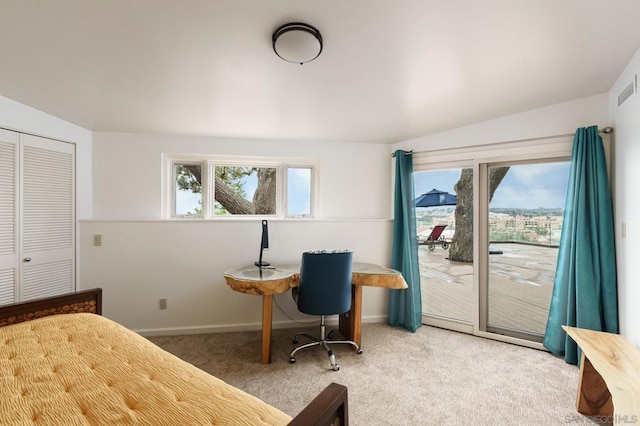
[1,1,639,144]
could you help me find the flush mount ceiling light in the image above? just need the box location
[272,22,323,65]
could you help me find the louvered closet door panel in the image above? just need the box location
[0,129,18,305]
[20,134,74,301]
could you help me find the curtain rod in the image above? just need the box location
[391,150,413,158]
[390,127,614,157]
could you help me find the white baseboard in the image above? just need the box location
[136,315,388,337]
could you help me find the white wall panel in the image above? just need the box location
[79,219,393,334]
[394,93,609,152]
[609,47,640,348]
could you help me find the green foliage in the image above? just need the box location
[213,202,227,215]
[175,165,201,193]
[491,232,535,243]
[534,226,550,236]
[213,167,258,215]
[215,166,256,198]
[187,201,202,216]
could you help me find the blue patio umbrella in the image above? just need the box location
[415,188,457,207]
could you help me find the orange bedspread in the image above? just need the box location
[0,313,291,425]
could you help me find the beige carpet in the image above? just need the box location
[149,324,599,425]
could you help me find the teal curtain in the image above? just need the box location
[543,126,618,364]
[388,150,422,332]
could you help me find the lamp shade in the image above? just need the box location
[272,23,323,65]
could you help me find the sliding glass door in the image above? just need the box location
[483,161,570,342]
[413,138,574,347]
[415,167,474,332]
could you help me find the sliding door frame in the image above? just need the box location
[476,157,571,349]
[414,135,576,349]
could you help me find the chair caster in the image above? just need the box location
[289,357,296,364]
[327,330,335,339]
[332,364,340,371]
[356,349,363,354]
[292,338,298,344]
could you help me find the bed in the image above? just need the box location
[0,289,348,425]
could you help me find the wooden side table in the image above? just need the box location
[562,325,640,419]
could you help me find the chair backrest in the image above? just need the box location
[297,250,353,316]
[428,224,447,241]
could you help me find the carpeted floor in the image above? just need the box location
[148,324,599,425]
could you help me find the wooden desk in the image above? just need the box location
[562,326,640,419]
[224,263,408,364]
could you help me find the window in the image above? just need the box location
[286,166,313,216]
[164,155,318,219]
[174,163,202,216]
[213,166,277,216]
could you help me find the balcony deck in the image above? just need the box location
[419,242,558,335]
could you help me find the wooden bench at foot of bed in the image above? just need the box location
[0,289,348,426]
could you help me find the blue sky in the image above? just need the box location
[414,162,571,209]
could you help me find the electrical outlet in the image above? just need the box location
[93,234,102,246]
[159,298,168,310]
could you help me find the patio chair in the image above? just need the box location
[418,224,450,251]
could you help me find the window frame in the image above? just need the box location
[170,160,207,219]
[284,164,316,218]
[162,154,319,219]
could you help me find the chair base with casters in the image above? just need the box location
[289,315,362,371]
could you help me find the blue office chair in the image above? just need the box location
[289,250,362,371]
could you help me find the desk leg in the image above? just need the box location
[351,285,362,347]
[261,295,273,364]
[576,352,613,416]
[339,285,362,349]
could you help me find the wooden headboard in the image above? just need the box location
[0,288,102,327]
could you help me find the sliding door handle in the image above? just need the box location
[23,257,31,262]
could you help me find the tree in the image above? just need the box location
[448,167,509,262]
[175,165,276,215]
[252,168,277,214]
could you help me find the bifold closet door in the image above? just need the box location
[20,134,75,301]
[0,129,18,305]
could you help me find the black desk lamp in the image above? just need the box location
[254,220,270,267]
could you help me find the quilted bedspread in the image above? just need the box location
[0,313,292,425]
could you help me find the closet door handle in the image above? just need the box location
[23,257,31,262]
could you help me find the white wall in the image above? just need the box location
[84,132,394,333]
[79,219,392,334]
[92,132,391,220]
[394,93,609,152]
[609,47,640,347]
